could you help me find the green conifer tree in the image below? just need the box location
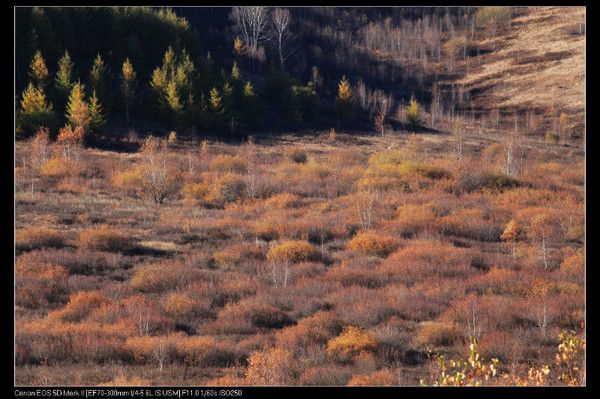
[17,83,55,136]
[88,90,106,132]
[121,58,136,124]
[88,53,111,113]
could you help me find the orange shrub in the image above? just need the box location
[347,230,399,257]
[208,173,246,204]
[326,326,379,361]
[395,203,437,235]
[111,165,144,190]
[181,181,211,204]
[245,348,295,385]
[16,255,68,308]
[164,293,198,319]
[276,311,344,351]
[39,156,73,178]
[415,321,460,347]
[560,251,584,277]
[16,226,66,250]
[267,240,319,263]
[130,262,199,293]
[324,266,386,289]
[210,154,247,173]
[299,365,352,385]
[264,192,303,209]
[49,290,111,322]
[381,241,473,284]
[347,369,398,386]
[213,243,264,269]
[79,225,135,252]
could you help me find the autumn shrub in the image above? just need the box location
[357,152,449,192]
[16,318,129,365]
[111,165,144,193]
[249,305,296,329]
[211,173,246,204]
[130,262,200,293]
[245,348,296,385]
[15,255,68,309]
[16,226,66,250]
[381,241,474,285]
[455,170,521,193]
[475,6,512,31]
[415,321,460,348]
[395,203,437,236]
[264,192,303,209]
[439,208,504,242]
[181,181,211,204]
[124,334,177,365]
[164,292,198,319]
[326,326,379,362]
[276,311,344,352]
[213,243,264,269]
[49,290,111,322]
[465,267,519,295]
[39,156,73,178]
[347,369,398,386]
[560,251,584,280]
[286,148,308,164]
[347,230,399,257]
[210,154,247,173]
[172,335,242,367]
[267,240,320,263]
[324,266,386,288]
[299,365,352,385]
[78,225,135,252]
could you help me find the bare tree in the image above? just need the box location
[372,91,393,136]
[244,135,258,199]
[430,83,442,130]
[271,8,292,68]
[230,7,270,55]
[355,189,380,230]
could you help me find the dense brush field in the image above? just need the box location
[14,128,584,386]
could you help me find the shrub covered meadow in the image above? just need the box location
[14,128,584,386]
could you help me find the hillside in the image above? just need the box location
[454,7,585,137]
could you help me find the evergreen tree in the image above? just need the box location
[241,81,261,127]
[54,50,74,117]
[151,46,197,125]
[405,95,422,129]
[335,76,355,125]
[121,58,136,124]
[29,50,49,89]
[66,81,90,131]
[88,90,106,133]
[290,84,318,122]
[209,87,224,129]
[231,61,241,81]
[17,83,56,136]
[165,81,183,126]
[88,53,111,113]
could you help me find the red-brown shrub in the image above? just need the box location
[78,225,135,252]
[16,226,66,250]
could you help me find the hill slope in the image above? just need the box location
[455,7,584,136]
